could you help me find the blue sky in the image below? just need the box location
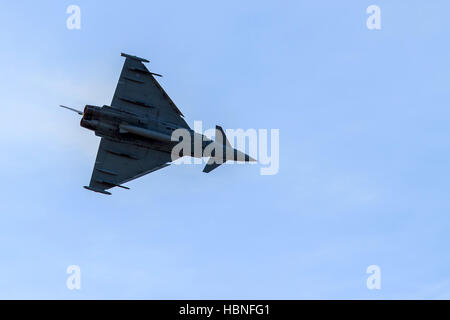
[0,0,450,299]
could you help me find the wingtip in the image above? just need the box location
[83,186,112,195]
[121,52,149,63]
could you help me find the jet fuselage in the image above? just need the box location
[80,105,251,162]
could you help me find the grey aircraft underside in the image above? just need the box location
[60,53,255,195]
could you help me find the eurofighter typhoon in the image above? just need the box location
[60,53,255,195]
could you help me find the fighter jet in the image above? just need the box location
[60,53,255,195]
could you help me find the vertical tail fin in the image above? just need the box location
[215,125,231,147]
[202,125,230,173]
